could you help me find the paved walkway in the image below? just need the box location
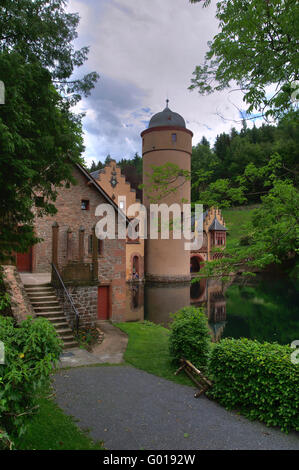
[19,272,51,285]
[53,366,299,450]
[59,322,128,367]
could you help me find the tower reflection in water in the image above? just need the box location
[125,279,227,342]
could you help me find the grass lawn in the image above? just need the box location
[15,386,104,450]
[116,321,192,387]
[222,205,258,248]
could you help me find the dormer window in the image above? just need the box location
[81,200,89,210]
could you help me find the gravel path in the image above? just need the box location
[54,365,299,450]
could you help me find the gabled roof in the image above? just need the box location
[209,217,227,232]
[90,169,104,179]
[75,163,129,223]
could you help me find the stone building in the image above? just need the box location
[14,101,227,330]
[91,160,144,282]
[16,163,127,324]
[190,207,227,274]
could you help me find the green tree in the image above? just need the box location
[0,0,99,259]
[0,52,84,259]
[201,180,299,278]
[89,160,104,173]
[0,0,99,104]
[189,0,299,118]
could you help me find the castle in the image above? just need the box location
[15,102,227,325]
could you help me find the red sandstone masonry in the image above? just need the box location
[34,166,127,323]
[2,266,35,322]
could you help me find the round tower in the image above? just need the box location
[141,101,193,282]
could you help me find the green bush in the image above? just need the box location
[169,306,211,371]
[0,316,63,447]
[208,338,299,432]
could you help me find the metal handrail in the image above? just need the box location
[51,262,79,333]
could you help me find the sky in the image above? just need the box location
[69,0,253,166]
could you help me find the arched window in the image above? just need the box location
[132,255,139,279]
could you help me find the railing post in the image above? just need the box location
[92,224,98,281]
[52,222,59,268]
[79,226,85,262]
[51,262,80,334]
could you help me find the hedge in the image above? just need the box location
[169,306,211,371]
[208,338,299,432]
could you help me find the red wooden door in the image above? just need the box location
[16,247,32,272]
[98,286,109,320]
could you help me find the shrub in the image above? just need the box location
[0,316,63,447]
[208,338,299,432]
[169,306,211,371]
[75,326,102,351]
[0,268,12,317]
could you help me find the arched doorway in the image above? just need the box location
[190,256,201,273]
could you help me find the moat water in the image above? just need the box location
[125,274,299,345]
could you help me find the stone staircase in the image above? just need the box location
[24,283,78,349]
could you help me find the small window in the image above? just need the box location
[119,201,125,210]
[81,200,89,210]
[171,133,177,143]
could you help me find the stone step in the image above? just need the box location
[52,322,70,329]
[43,315,68,322]
[24,284,78,350]
[25,283,53,286]
[33,305,64,312]
[35,311,65,319]
[26,294,57,300]
[31,301,60,307]
[25,284,54,290]
[30,298,58,303]
[57,328,73,336]
[63,335,78,342]
[24,283,52,288]
[63,341,79,349]
[26,290,56,296]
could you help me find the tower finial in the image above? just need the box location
[166,98,169,108]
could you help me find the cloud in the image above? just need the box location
[75,74,150,164]
[69,0,259,165]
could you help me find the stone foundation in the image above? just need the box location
[145,273,191,283]
[54,284,98,329]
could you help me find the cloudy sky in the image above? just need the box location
[69,0,250,166]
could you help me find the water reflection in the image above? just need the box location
[125,283,144,322]
[125,275,299,345]
[125,279,227,342]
